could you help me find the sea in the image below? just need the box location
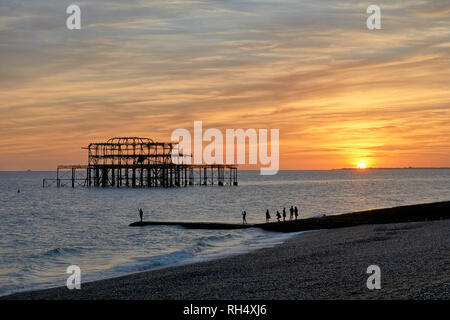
[0,169,449,296]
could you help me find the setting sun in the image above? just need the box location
[357,163,367,169]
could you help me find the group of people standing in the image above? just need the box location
[242,206,300,224]
[267,206,299,222]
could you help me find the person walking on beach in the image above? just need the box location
[139,208,144,222]
[290,206,294,220]
[276,210,281,222]
[282,208,286,221]
[265,209,271,223]
[294,206,299,220]
[242,210,247,224]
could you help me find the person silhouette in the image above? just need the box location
[290,206,294,220]
[139,208,143,222]
[294,206,299,220]
[265,209,271,223]
[242,210,247,224]
[276,210,281,222]
[282,208,286,221]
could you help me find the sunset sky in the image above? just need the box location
[1,0,449,170]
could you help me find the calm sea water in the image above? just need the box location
[0,169,449,296]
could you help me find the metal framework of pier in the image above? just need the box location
[43,137,238,188]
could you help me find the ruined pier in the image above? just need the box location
[43,137,238,188]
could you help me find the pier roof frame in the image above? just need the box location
[86,136,180,166]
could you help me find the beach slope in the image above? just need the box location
[4,218,450,299]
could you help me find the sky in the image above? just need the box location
[1,0,449,170]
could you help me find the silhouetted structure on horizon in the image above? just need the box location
[43,137,238,188]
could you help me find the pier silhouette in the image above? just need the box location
[43,137,238,188]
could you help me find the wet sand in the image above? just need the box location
[4,216,450,299]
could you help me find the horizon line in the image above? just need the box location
[2,167,450,172]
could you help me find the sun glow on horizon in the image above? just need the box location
[357,163,367,169]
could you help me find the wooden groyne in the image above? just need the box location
[129,201,450,233]
[130,221,252,230]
